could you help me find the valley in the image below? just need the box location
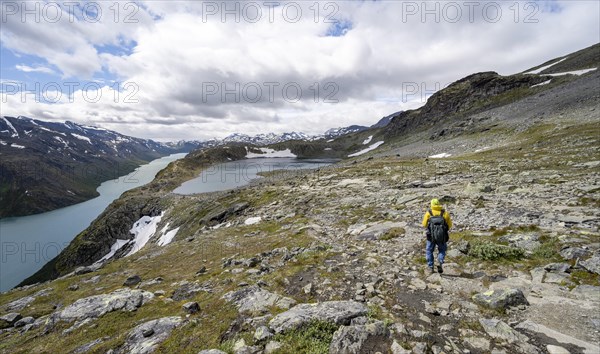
[0,44,598,353]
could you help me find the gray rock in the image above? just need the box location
[446,249,463,259]
[14,316,35,328]
[254,325,273,341]
[559,247,590,260]
[197,350,227,354]
[571,285,600,300]
[498,233,541,251]
[457,240,470,254]
[264,341,282,354]
[124,275,142,286]
[463,336,490,351]
[269,301,368,334]
[391,340,411,354]
[116,316,182,354]
[472,288,529,309]
[546,345,570,354]
[412,342,428,354]
[4,296,35,312]
[543,263,571,273]
[171,281,211,301]
[356,221,406,241]
[543,272,572,285]
[579,255,600,275]
[68,284,80,291]
[183,302,200,314]
[72,337,107,354]
[329,321,390,354]
[53,288,154,323]
[222,285,296,315]
[479,318,527,343]
[0,313,22,329]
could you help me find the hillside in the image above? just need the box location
[0,44,599,354]
[0,117,187,217]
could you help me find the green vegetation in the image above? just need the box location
[271,321,339,354]
[380,227,406,240]
[468,241,525,261]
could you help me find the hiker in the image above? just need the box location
[422,198,453,274]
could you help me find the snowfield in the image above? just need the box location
[547,68,597,76]
[245,147,297,158]
[348,141,384,157]
[71,133,92,144]
[157,223,180,246]
[531,80,552,88]
[524,57,568,74]
[126,213,164,256]
[429,152,452,158]
[244,217,262,225]
[362,135,373,145]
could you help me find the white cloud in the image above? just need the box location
[0,0,598,141]
[15,64,56,75]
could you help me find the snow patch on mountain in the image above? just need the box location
[1,116,19,137]
[245,147,297,158]
[71,133,92,144]
[429,152,452,158]
[157,223,180,246]
[525,57,568,74]
[362,136,373,145]
[96,239,130,263]
[348,141,384,157]
[126,213,164,256]
[547,68,597,76]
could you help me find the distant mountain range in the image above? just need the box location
[168,113,396,149]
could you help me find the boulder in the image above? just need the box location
[183,302,200,314]
[198,350,227,354]
[356,221,406,241]
[14,316,35,328]
[4,296,35,312]
[329,321,390,354]
[222,285,296,315]
[54,288,154,323]
[472,288,529,309]
[124,275,142,286]
[116,316,182,354]
[254,325,274,341]
[479,318,527,343]
[543,263,571,273]
[171,281,211,301]
[0,313,22,329]
[579,255,600,275]
[498,233,541,252]
[269,301,368,334]
[391,340,411,354]
[559,247,590,260]
[264,341,282,354]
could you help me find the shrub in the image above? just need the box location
[469,241,524,260]
[272,320,339,354]
[380,227,406,240]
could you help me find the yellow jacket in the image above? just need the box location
[422,204,452,229]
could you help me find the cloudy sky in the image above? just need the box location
[1,1,598,141]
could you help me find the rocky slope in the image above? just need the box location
[0,44,599,353]
[0,117,189,217]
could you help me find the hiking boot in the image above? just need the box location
[429,266,435,274]
[437,264,444,274]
